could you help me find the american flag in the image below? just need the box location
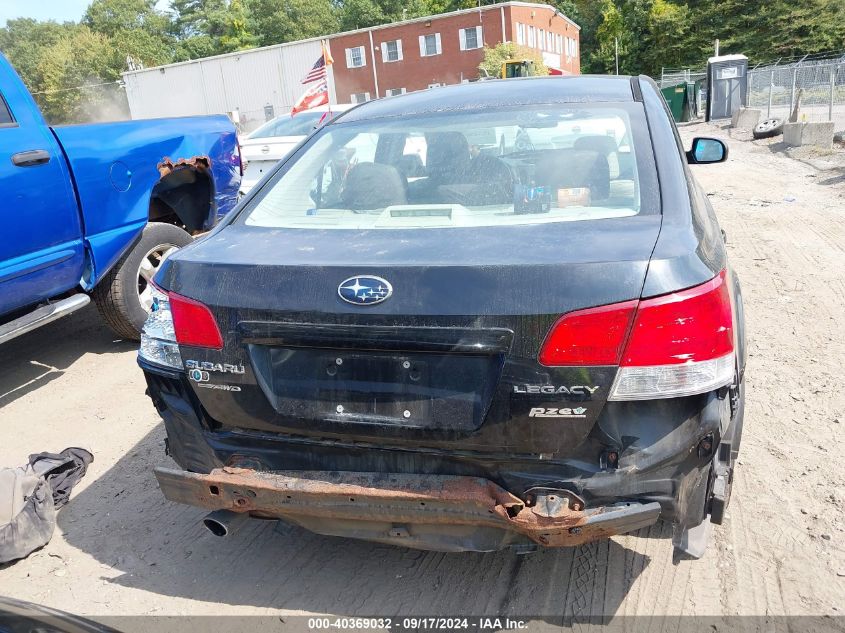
[301,56,327,84]
[301,43,334,84]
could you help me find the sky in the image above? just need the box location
[0,0,170,24]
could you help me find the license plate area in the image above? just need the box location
[247,160,277,173]
[249,346,502,431]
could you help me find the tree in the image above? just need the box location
[82,0,170,37]
[34,26,120,123]
[563,0,606,73]
[218,0,258,51]
[170,0,256,57]
[478,42,548,79]
[639,0,690,75]
[0,19,77,94]
[594,0,625,74]
[82,0,173,71]
[109,28,174,69]
[170,0,227,38]
[245,0,339,47]
[337,0,429,32]
[337,0,387,31]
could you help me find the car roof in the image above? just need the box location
[338,76,637,123]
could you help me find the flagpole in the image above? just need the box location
[325,40,333,119]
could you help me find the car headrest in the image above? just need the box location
[574,135,619,156]
[397,153,426,178]
[341,162,407,210]
[425,132,470,180]
[467,154,512,183]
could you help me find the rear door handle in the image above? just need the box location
[11,149,51,167]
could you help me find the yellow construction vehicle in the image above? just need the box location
[501,59,536,79]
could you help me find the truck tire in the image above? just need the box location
[93,222,192,340]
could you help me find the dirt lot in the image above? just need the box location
[0,122,843,626]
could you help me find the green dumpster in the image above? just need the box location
[660,81,700,122]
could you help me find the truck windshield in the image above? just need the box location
[242,104,659,230]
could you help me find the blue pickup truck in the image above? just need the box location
[0,54,241,342]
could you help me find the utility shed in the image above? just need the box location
[121,37,336,134]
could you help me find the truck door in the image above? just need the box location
[0,89,85,316]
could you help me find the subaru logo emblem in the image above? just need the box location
[338,276,393,306]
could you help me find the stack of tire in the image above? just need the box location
[752,118,784,140]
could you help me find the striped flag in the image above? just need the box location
[301,43,334,84]
[291,80,329,116]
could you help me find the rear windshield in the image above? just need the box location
[241,104,659,230]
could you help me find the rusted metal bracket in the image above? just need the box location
[157,156,211,178]
[155,467,661,548]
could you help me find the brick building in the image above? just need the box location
[122,2,580,131]
[329,2,580,103]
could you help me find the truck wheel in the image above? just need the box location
[93,222,192,340]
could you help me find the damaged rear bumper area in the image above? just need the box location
[155,467,661,552]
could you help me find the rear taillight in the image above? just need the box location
[538,301,637,366]
[169,291,223,349]
[139,285,182,369]
[539,271,735,400]
[138,286,222,370]
[620,271,733,367]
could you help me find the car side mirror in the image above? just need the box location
[687,137,728,164]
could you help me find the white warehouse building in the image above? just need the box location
[122,36,337,134]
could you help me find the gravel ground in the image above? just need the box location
[0,121,843,629]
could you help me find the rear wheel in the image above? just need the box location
[753,118,784,139]
[93,222,192,340]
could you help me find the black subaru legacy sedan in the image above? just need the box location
[139,76,746,557]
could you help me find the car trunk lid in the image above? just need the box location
[161,216,661,455]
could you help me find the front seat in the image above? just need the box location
[341,162,407,210]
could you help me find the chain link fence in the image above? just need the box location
[659,68,706,88]
[748,56,845,131]
[659,54,845,132]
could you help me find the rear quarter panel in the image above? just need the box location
[51,115,240,285]
[637,76,726,298]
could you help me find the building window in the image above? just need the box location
[459,26,482,51]
[385,87,406,97]
[419,33,442,57]
[538,29,545,50]
[556,34,563,54]
[345,46,366,68]
[516,23,525,45]
[381,39,403,63]
[547,31,554,51]
[351,92,370,103]
[527,26,535,48]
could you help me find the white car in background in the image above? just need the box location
[240,104,353,194]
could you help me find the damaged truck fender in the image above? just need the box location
[0,52,241,344]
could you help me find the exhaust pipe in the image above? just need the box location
[203,509,248,537]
